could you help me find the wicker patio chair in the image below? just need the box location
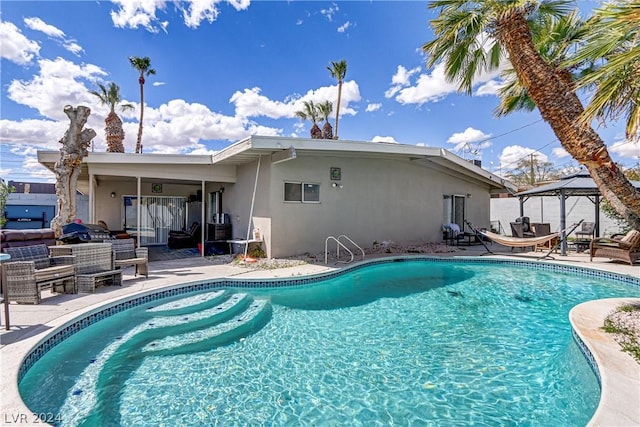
[2,244,75,304]
[590,230,640,266]
[111,238,148,278]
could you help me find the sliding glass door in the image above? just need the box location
[124,196,187,245]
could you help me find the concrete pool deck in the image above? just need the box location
[1,246,638,426]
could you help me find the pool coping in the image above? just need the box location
[1,255,639,425]
[570,298,640,426]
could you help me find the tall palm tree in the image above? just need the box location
[317,100,334,139]
[569,0,640,142]
[295,100,322,139]
[327,59,347,140]
[129,56,156,154]
[423,0,640,229]
[88,82,134,153]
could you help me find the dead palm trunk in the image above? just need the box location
[51,105,96,237]
[497,11,640,228]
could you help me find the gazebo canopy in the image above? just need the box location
[516,170,640,197]
[514,170,640,255]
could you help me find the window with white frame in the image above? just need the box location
[284,182,320,203]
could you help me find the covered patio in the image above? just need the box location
[515,170,640,255]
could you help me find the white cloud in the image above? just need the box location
[499,145,547,171]
[320,4,339,22]
[7,57,107,121]
[110,0,168,33]
[0,21,40,65]
[227,0,251,10]
[392,63,458,105]
[229,80,361,120]
[475,79,503,96]
[446,127,492,153]
[552,147,570,158]
[609,139,640,160]
[366,103,381,112]
[153,81,166,87]
[23,17,84,55]
[337,21,352,33]
[1,51,364,157]
[389,33,507,106]
[24,17,65,38]
[371,136,398,144]
[384,65,420,98]
[63,41,84,56]
[179,0,221,28]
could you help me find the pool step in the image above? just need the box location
[146,289,227,315]
[136,293,251,340]
[58,292,269,425]
[142,298,272,355]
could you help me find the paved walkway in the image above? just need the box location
[1,245,638,426]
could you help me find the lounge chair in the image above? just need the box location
[590,230,640,266]
[168,222,201,249]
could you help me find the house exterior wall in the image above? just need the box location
[93,181,203,231]
[222,159,272,253]
[234,155,491,258]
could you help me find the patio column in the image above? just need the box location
[519,196,524,218]
[595,195,601,237]
[136,176,141,244]
[89,172,95,223]
[559,189,567,256]
[201,180,205,257]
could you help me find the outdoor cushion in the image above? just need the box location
[620,230,640,249]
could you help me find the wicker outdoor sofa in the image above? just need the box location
[2,244,76,304]
[590,229,640,266]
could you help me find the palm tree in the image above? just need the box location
[317,100,334,139]
[88,82,134,153]
[569,1,640,142]
[327,59,347,140]
[295,100,323,139]
[423,0,640,229]
[129,56,156,154]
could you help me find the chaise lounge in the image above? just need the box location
[590,229,640,266]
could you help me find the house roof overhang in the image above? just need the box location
[37,136,516,195]
[212,136,516,193]
[37,151,236,194]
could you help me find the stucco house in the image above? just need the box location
[37,136,515,258]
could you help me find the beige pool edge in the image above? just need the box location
[570,298,640,427]
[1,254,639,426]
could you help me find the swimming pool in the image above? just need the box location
[18,258,640,426]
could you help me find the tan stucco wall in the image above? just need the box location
[93,181,203,230]
[227,155,492,258]
[222,159,272,254]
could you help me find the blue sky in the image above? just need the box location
[1,0,638,184]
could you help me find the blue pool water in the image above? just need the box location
[19,259,640,426]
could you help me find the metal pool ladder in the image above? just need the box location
[325,235,365,264]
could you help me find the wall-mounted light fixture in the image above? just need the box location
[331,182,343,189]
[219,187,225,193]
[110,192,116,198]
[466,193,472,198]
